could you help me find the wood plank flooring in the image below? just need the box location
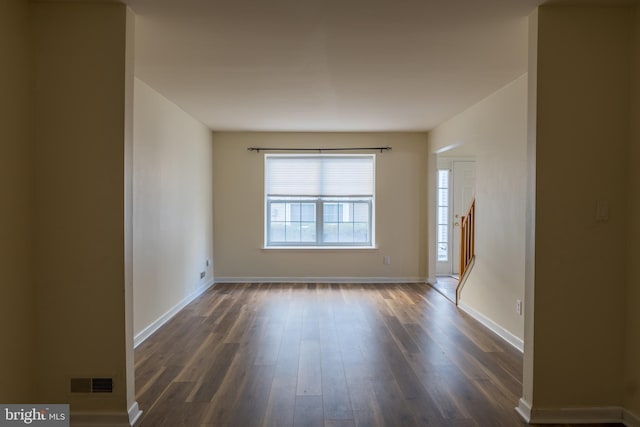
[134,283,620,427]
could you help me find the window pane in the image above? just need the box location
[438,188,449,206]
[353,203,369,222]
[340,203,352,222]
[324,203,338,223]
[286,223,301,242]
[438,207,448,225]
[269,197,371,246]
[438,225,448,242]
[438,243,448,261]
[339,223,354,242]
[271,203,286,222]
[271,222,285,242]
[300,222,316,242]
[354,223,369,242]
[301,203,315,221]
[323,222,338,242]
[438,170,449,189]
[289,203,301,221]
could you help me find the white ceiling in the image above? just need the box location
[128,0,544,132]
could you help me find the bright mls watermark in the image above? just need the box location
[0,405,68,426]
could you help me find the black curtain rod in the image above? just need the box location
[248,147,392,153]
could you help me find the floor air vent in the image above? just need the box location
[70,377,113,393]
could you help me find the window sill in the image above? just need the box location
[263,246,377,251]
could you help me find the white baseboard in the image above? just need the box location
[134,279,214,348]
[529,406,623,424]
[214,276,428,284]
[458,301,524,352]
[129,402,142,426]
[516,398,532,422]
[426,276,437,285]
[516,402,640,426]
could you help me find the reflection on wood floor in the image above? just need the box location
[135,283,621,427]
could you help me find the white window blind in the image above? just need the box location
[266,155,375,197]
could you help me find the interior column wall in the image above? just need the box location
[0,0,34,402]
[31,1,131,415]
[532,5,631,408]
[624,4,640,419]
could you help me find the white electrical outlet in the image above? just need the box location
[516,299,523,315]
[383,256,391,265]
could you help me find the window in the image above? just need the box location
[265,155,375,247]
[437,169,450,261]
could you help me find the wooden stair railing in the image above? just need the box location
[459,198,476,282]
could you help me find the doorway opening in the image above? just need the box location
[432,155,475,303]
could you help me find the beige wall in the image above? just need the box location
[212,132,429,281]
[0,0,34,402]
[531,5,631,408]
[624,4,640,418]
[133,78,214,336]
[31,2,131,414]
[428,75,528,342]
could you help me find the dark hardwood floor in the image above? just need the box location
[134,283,620,427]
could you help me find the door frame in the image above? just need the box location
[435,156,475,276]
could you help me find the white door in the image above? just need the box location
[451,161,475,275]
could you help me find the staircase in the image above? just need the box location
[456,198,475,305]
